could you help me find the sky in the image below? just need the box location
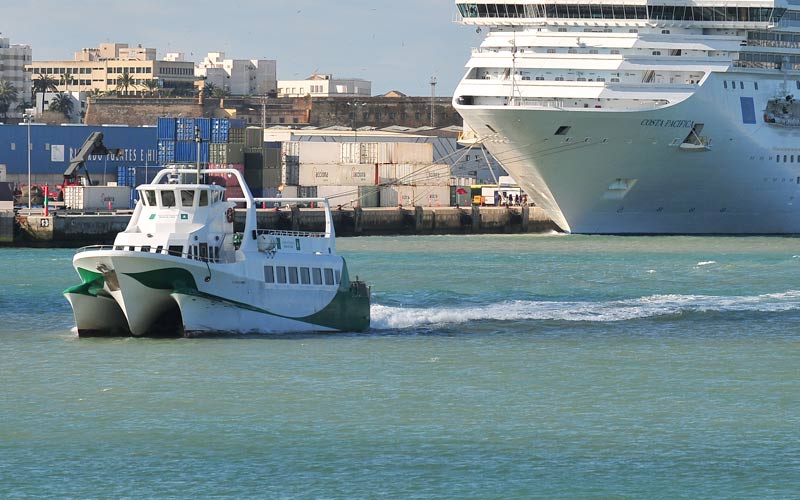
[2,0,484,97]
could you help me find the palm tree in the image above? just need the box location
[212,86,231,99]
[49,92,74,118]
[141,79,160,96]
[116,72,137,95]
[203,82,217,96]
[0,80,19,119]
[32,74,58,103]
[60,72,73,93]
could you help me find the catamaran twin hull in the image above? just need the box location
[458,77,800,234]
[66,250,371,337]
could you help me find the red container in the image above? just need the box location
[208,163,246,200]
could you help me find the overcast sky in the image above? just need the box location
[2,0,484,96]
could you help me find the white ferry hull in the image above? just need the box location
[458,75,800,234]
[67,250,369,337]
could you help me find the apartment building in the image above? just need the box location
[196,52,277,96]
[0,36,32,119]
[278,74,371,98]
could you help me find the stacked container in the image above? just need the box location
[158,116,244,167]
[117,165,165,207]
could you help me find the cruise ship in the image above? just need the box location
[453,0,800,233]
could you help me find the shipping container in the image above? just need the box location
[245,127,263,149]
[395,142,434,164]
[196,117,211,142]
[211,118,230,143]
[358,186,380,208]
[407,164,451,186]
[282,141,299,158]
[176,118,196,141]
[284,163,300,186]
[244,152,264,172]
[209,163,245,201]
[317,185,361,208]
[299,164,376,187]
[378,164,396,184]
[263,167,282,188]
[228,127,245,144]
[264,147,281,168]
[340,142,382,164]
[450,185,472,207]
[157,117,176,140]
[298,186,318,199]
[64,185,132,210]
[209,143,244,164]
[175,141,209,164]
[379,185,450,207]
[299,142,340,164]
[157,140,176,164]
[281,185,298,199]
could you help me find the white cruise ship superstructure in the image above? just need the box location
[453,0,800,233]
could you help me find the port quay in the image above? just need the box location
[0,120,557,245]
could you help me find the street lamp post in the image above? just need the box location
[347,101,366,143]
[23,112,32,209]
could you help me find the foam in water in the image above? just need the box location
[696,261,717,266]
[370,291,800,329]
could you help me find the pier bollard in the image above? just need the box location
[290,204,300,231]
[522,204,530,232]
[471,205,481,233]
[353,206,363,235]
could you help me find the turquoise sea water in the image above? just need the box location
[1,235,799,499]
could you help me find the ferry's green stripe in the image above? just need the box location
[123,268,369,332]
[63,268,104,296]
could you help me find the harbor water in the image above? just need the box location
[1,235,799,498]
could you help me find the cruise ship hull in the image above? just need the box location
[457,75,800,234]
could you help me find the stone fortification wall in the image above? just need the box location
[85,97,205,126]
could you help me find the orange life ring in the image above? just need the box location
[226,207,235,223]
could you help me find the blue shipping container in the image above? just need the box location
[174,141,209,164]
[157,117,177,140]
[176,118,196,141]
[196,117,211,141]
[157,140,176,164]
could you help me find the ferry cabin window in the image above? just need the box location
[288,267,299,285]
[181,190,195,207]
[324,269,335,286]
[161,190,176,207]
[276,266,287,284]
[335,270,341,285]
[300,267,311,285]
[144,190,156,206]
[199,190,209,206]
[312,268,323,285]
[168,245,183,256]
[264,266,275,283]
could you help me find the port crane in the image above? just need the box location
[59,132,123,199]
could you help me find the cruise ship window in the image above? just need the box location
[796,81,800,90]
[276,266,287,284]
[740,81,744,89]
[312,268,322,285]
[555,126,571,135]
[264,266,274,283]
[611,49,620,55]
[754,82,758,90]
[300,267,310,285]
[724,81,728,89]
[324,269,335,286]
[288,267,299,284]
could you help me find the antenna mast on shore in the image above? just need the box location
[430,76,437,127]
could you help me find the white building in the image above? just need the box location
[35,91,84,122]
[195,52,277,96]
[278,74,371,98]
[0,36,32,119]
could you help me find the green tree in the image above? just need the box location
[32,74,58,102]
[141,79,160,96]
[202,82,217,96]
[212,86,231,99]
[49,92,74,118]
[0,80,19,119]
[60,72,73,93]
[116,72,137,95]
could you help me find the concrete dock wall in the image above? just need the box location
[9,206,560,246]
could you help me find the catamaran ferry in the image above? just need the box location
[64,166,371,337]
[453,0,800,233]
